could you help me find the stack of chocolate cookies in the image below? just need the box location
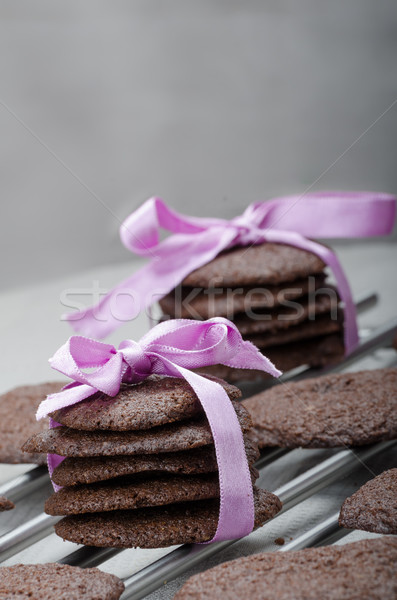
[23,375,282,548]
[159,243,344,381]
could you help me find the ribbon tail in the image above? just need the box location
[48,418,65,492]
[36,383,96,420]
[271,234,359,354]
[158,359,255,543]
[65,228,237,339]
[304,240,359,354]
[64,263,160,338]
[224,338,282,377]
[250,192,396,237]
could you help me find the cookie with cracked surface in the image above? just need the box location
[195,333,344,383]
[23,402,252,458]
[242,368,397,448]
[0,382,63,464]
[0,562,124,599]
[244,313,342,349]
[54,487,282,548]
[233,290,338,335]
[51,434,260,486]
[339,469,397,534]
[173,537,397,600]
[50,375,240,431]
[181,243,326,288]
[46,471,259,515]
[159,275,328,320]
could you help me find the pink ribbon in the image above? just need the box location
[66,191,396,354]
[37,318,281,543]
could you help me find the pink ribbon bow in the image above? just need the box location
[37,317,281,543]
[66,191,396,354]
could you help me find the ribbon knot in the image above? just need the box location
[228,217,260,247]
[119,340,152,382]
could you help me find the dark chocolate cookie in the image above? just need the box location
[195,333,344,383]
[245,313,342,349]
[242,368,397,448]
[23,402,252,457]
[45,473,223,515]
[160,275,328,320]
[50,375,240,431]
[174,537,397,600]
[234,291,339,336]
[0,382,63,464]
[339,469,397,534]
[51,434,260,486]
[0,562,124,599]
[181,243,326,288]
[54,487,282,548]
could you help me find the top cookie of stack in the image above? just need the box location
[23,375,282,549]
[159,243,344,382]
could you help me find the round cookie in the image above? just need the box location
[54,487,282,548]
[242,368,397,448]
[174,537,397,600]
[159,275,327,320]
[23,402,252,458]
[45,473,221,515]
[339,469,397,534]
[51,434,260,486]
[181,243,326,288]
[50,375,241,431]
[0,382,63,464]
[245,314,342,349]
[0,563,124,599]
[234,291,338,336]
[195,333,345,383]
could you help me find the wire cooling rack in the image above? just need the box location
[0,290,396,599]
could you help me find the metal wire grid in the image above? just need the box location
[0,291,396,599]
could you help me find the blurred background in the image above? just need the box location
[1,0,397,290]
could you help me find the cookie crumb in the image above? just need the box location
[274,537,285,545]
[0,496,15,511]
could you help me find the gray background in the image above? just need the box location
[1,0,397,291]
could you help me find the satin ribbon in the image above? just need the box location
[66,191,396,353]
[37,317,281,543]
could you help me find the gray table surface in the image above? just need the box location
[0,240,396,598]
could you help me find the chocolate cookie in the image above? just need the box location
[339,469,397,534]
[195,333,344,383]
[54,487,282,548]
[45,473,223,515]
[181,243,326,288]
[0,382,63,464]
[245,313,342,349]
[50,375,240,431]
[233,290,338,335]
[0,496,15,511]
[242,368,397,448]
[23,402,252,457]
[160,275,328,320]
[174,537,397,600]
[0,563,124,599]
[51,434,260,486]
